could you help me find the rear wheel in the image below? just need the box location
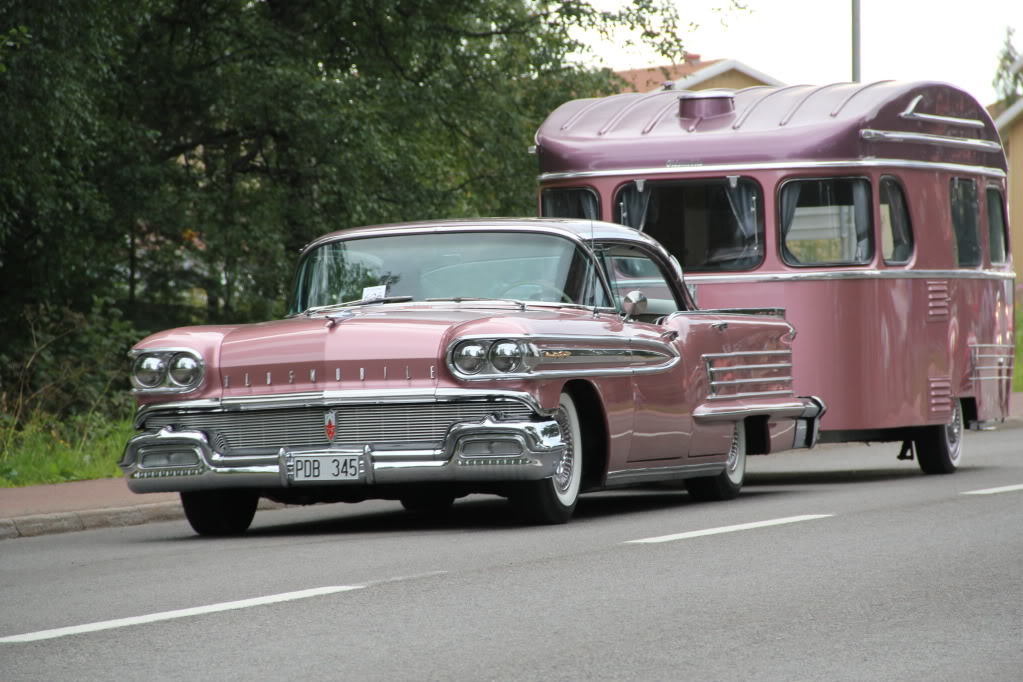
[510,392,582,524]
[914,400,963,475]
[180,490,258,536]
[685,424,746,501]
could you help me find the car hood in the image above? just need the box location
[215,303,611,395]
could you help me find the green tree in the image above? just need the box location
[0,0,703,422]
[994,26,1022,105]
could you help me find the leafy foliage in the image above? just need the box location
[0,1,694,448]
[994,26,1022,106]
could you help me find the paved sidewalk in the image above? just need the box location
[3,393,1022,540]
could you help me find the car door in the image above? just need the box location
[598,242,731,464]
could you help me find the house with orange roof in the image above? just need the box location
[616,53,785,93]
[993,53,1023,283]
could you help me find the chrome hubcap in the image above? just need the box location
[554,408,574,494]
[945,402,962,462]
[726,429,741,473]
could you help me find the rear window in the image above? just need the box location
[950,178,981,267]
[613,177,764,272]
[780,178,873,266]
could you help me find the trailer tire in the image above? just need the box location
[915,400,963,475]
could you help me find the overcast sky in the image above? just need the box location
[584,0,1023,106]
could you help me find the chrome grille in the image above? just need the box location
[143,401,535,450]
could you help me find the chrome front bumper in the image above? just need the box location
[120,414,566,494]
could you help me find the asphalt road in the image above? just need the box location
[2,429,1022,681]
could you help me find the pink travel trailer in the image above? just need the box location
[121,218,825,535]
[535,80,1015,473]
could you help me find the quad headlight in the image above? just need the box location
[452,341,488,375]
[168,353,201,386]
[130,349,205,392]
[450,339,539,378]
[132,355,168,388]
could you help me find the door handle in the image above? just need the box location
[711,322,729,332]
[660,329,678,341]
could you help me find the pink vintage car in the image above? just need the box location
[121,218,824,535]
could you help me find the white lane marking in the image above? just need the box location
[961,483,1023,496]
[0,585,364,643]
[626,514,834,545]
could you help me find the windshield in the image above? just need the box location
[289,231,611,314]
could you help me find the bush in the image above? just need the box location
[0,413,132,487]
[0,297,144,485]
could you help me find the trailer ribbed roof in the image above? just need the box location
[536,81,1005,175]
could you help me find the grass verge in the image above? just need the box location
[0,414,133,487]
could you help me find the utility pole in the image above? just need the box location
[852,0,861,82]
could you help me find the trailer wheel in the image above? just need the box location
[914,400,963,475]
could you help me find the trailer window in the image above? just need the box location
[613,178,764,272]
[541,188,600,220]
[986,188,1008,265]
[950,179,981,267]
[780,178,872,266]
[880,177,914,264]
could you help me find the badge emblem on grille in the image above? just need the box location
[324,410,337,442]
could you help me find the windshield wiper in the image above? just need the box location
[425,296,526,311]
[304,296,415,316]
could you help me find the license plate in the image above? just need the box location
[292,454,361,483]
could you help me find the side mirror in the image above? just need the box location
[622,290,648,319]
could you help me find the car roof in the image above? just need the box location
[302,217,666,255]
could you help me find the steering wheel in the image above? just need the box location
[500,282,574,304]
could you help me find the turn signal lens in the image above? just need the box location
[132,355,167,388]
[453,341,487,374]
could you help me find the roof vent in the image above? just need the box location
[678,90,735,120]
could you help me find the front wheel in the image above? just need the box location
[509,392,582,524]
[685,424,746,501]
[180,490,259,536]
[914,400,963,475]
[400,493,456,513]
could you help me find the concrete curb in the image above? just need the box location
[0,499,284,541]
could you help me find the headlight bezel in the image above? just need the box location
[447,338,539,380]
[129,348,206,393]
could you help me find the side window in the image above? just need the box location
[879,177,914,264]
[950,178,981,267]
[599,244,682,320]
[986,188,1009,265]
[780,178,873,266]
[613,178,765,272]
[541,188,600,220]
